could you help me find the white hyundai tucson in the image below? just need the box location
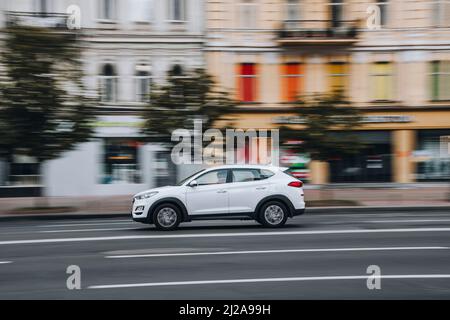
[132,165,305,230]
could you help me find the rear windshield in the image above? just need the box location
[283,168,301,180]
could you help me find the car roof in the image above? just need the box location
[203,164,286,171]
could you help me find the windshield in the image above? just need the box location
[176,169,206,186]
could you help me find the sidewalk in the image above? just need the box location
[0,183,449,217]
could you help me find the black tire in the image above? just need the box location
[257,201,288,228]
[152,203,182,231]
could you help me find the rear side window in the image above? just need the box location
[261,169,275,179]
[232,169,274,182]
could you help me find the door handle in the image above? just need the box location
[217,190,227,193]
[256,187,267,190]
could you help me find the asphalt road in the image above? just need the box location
[1,210,450,299]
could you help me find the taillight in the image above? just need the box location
[288,181,303,188]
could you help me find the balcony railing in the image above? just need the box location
[277,20,359,45]
[5,11,69,29]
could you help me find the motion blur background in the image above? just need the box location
[0,0,449,211]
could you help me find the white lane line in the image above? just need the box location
[88,274,450,289]
[365,219,450,223]
[40,227,140,233]
[37,221,134,228]
[105,246,449,259]
[0,261,12,264]
[1,227,450,246]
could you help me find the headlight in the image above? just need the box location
[134,191,158,201]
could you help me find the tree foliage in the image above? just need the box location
[279,91,364,161]
[0,26,96,163]
[141,68,236,146]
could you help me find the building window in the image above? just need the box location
[5,155,41,186]
[238,0,257,29]
[101,139,142,184]
[432,1,450,27]
[100,64,118,103]
[35,0,51,14]
[328,62,349,94]
[135,65,152,102]
[329,0,344,28]
[99,0,116,20]
[170,64,184,77]
[130,0,153,22]
[431,61,450,101]
[370,62,394,101]
[237,63,258,103]
[285,0,300,21]
[281,62,304,102]
[377,1,389,27]
[168,0,186,21]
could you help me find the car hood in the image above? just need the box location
[133,185,183,198]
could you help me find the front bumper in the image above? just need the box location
[133,216,150,223]
[131,198,152,222]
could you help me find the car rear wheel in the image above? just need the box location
[258,201,288,228]
[152,204,181,231]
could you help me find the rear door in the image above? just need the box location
[227,168,273,214]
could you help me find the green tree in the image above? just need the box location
[279,91,364,162]
[142,68,236,146]
[279,91,364,200]
[0,26,96,187]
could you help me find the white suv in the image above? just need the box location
[132,165,305,230]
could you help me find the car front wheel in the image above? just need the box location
[258,201,288,228]
[152,204,181,231]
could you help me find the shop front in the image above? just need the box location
[329,131,392,183]
[414,130,450,182]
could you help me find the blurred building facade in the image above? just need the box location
[205,0,450,184]
[0,0,204,196]
[1,1,450,198]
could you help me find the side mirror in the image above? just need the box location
[189,180,198,187]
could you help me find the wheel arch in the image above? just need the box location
[147,197,189,223]
[254,195,296,218]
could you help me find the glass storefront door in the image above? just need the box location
[329,131,392,183]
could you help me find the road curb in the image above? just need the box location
[0,213,130,222]
[0,205,449,222]
[306,205,450,215]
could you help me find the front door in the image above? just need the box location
[186,169,229,215]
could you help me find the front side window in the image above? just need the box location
[196,170,228,186]
[177,169,206,186]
